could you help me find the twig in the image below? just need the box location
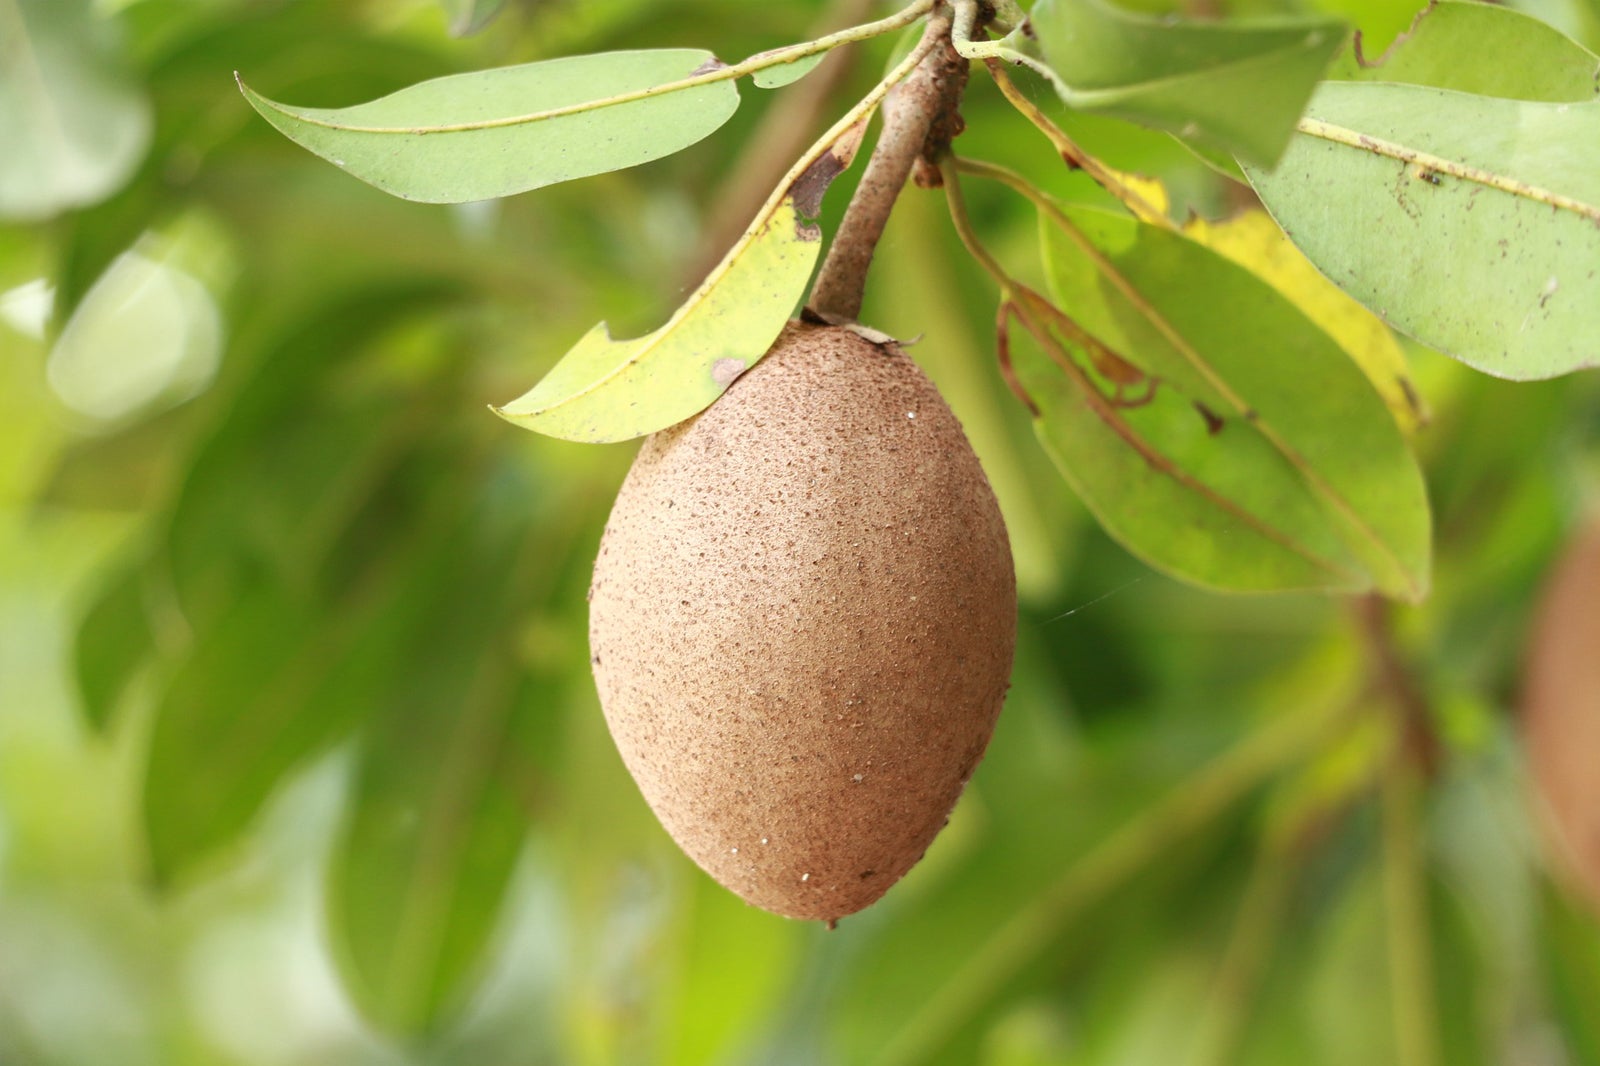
[1383,757,1441,1066]
[1352,595,1441,776]
[983,61,1173,228]
[808,10,967,321]
[1351,595,1440,1065]
[1187,817,1311,1066]
[248,0,937,135]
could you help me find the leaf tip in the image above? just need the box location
[235,73,271,116]
[487,401,522,428]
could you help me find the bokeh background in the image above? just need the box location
[5,0,1600,1063]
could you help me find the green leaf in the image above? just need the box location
[1027,205,1430,598]
[1029,0,1344,167]
[74,560,155,733]
[751,51,826,88]
[163,283,462,621]
[47,9,457,326]
[0,0,151,220]
[327,482,560,1035]
[494,121,865,442]
[440,0,507,37]
[141,451,479,883]
[141,288,468,882]
[142,582,323,882]
[1331,0,1600,101]
[1246,83,1600,380]
[238,50,741,203]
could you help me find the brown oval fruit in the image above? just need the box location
[1522,515,1600,909]
[588,321,1017,921]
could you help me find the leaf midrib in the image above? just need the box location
[1295,114,1600,224]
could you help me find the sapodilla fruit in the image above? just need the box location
[588,320,1016,921]
[1522,515,1600,910]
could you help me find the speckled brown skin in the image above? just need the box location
[1523,517,1600,910]
[589,321,1016,922]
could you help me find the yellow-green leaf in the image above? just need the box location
[1182,209,1426,431]
[494,125,866,442]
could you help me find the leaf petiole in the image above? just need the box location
[983,62,1174,227]
[936,155,1016,295]
[950,0,1069,92]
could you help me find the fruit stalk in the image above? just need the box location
[807,8,968,321]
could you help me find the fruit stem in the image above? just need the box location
[808,8,969,322]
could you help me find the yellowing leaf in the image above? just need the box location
[1103,164,1170,224]
[494,123,867,443]
[1183,209,1427,431]
[1064,153,1422,429]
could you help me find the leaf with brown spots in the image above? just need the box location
[1247,84,1600,380]
[493,119,869,443]
[1024,204,1431,598]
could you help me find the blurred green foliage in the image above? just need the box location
[4,0,1600,1063]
